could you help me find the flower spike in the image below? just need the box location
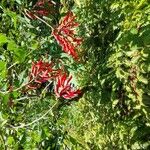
[52,11,82,60]
[54,73,81,99]
[28,60,60,89]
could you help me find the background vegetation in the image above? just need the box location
[0,0,150,149]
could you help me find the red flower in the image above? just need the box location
[26,0,57,19]
[54,73,81,99]
[28,60,59,89]
[34,0,56,7]
[52,11,82,59]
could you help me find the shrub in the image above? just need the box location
[0,0,150,149]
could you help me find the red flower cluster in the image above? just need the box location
[28,60,59,89]
[28,60,81,100]
[54,73,81,99]
[52,11,82,59]
[26,10,82,100]
[26,0,57,19]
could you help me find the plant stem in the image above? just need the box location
[24,9,54,31]
[7,101,58,129]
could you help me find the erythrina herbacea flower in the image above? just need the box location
[52,11,82,60]
[54,73,81,99]
[28,60,60,89]
[26,0,57,19]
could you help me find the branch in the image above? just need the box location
[7,102,58,129]
[15,96,37,101]
[7,61,19,70]
[0,78,34,94]
[24,9,54,31]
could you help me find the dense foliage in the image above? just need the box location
[0,0,150,149]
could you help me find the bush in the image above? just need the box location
[0,0,150,149]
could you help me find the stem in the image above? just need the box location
[16,96,37,101]
[13,78,34,92]
[0,134,6,150]
[7,61,19,70]
[0,78,34,94]
[41,81,52,96]
[7,101,58,129]
[24,9,54,31]
[34,14,54,30]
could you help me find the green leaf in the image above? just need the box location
[7,136,15,145]
[7,40,26,62]
[18,70,26,84]
[0,33,8,45]
[5,9,18,29]
[112,99,119,108]
[15,0,22,4]
[13,48,26,63]
[7,40,18,51]
[116,68,128,80]
[1,93,10,104]
[0,61,6,71]
[74,0,81,7]
[138,75,148,84]
[130,28,138,35]
[0,61,7,79]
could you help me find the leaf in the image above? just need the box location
[130,126,138,137]
[15,0,22,5]
[0,61,6,72]
[61,53,74,63]
[143,94,150,106]
[7,40,18,51]
[7,136,15,145]
[0,61,7,79]
[74,0,81,7]
[7,40,26,62]
[112,99,119,108]
[5,9,18,29]
[1,93,10,104]
[0,33,8,45]
[116,68,128,80]
[18,70,26,84]
[0,120,7,127]
[138,75,148,84]
[12,91,20,99]
[13,48,26,63]
[130,28,138,35]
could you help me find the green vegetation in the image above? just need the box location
[0,0,150,149]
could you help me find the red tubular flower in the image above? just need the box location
[28,60,60,89]
[54,73,81,99]
[26,0,57,19]
[52,11,83,59]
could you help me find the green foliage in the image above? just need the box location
[67,0,150,149]
[0,0,150,149]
